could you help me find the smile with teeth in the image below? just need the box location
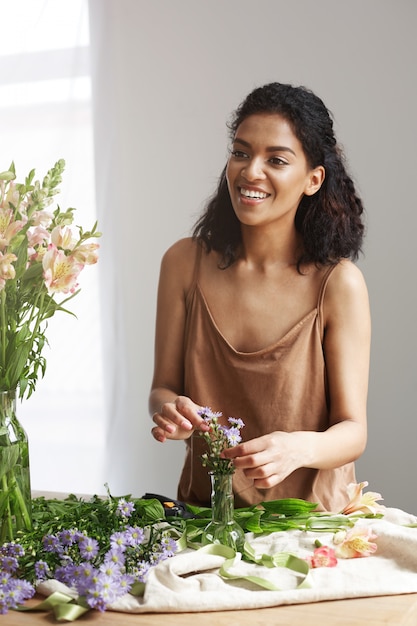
[239,187,269,199]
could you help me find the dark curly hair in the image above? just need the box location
[193,82,365,270]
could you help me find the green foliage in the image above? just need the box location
[16,493,168,582]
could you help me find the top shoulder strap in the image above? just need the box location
[317,263,338,337]
[185,239,203,307]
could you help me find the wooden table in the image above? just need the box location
[9,492,415,624]
[7,593,417,625]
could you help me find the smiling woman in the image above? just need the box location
[149,82,370,513]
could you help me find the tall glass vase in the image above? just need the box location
[203,472,245,551]
[0,390,32,542]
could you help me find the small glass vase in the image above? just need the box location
[0,390,32,542]
[203,472,245,551]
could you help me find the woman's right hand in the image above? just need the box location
[151,395,210,443]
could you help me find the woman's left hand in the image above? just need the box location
[221,431,303,488]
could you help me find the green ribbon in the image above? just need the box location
[195,541,310,591]
[15,591,90,622]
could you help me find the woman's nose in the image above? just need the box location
[241,157,266,181]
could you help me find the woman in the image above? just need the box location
[149,82,370,512]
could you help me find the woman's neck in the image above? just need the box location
[238,224,302,270]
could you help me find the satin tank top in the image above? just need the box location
[177,245,356,512]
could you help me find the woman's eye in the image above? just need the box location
[269,156,287,166]
[230,149,248,159]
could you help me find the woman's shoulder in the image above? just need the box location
[162,236,196,260]
[326,260,367,294]
[323,260,369,322]
[159,237,201,290]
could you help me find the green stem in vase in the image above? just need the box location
[0,473,14,542]
[203,472,245,551]
[0,391,32,541]
[13,472,32,531]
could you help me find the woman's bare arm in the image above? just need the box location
[149,238,209,441]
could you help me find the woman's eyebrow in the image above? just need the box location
[233,137,296,156]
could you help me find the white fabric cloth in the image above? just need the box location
[38,508,417,614]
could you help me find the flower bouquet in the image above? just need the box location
[0,159,101,541]
[198,407,246,550]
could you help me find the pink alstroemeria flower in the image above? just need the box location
[0,207,26,251]
[42,244,83,294]
[306,545,338,568]
[51,225,77,251]
[334,526,378,559]
[0,252,17,290]
[27,226,50,251]
[31,210,53,228]
[71,242,100,265]
[0,181,20,210]
[341,481,384,515]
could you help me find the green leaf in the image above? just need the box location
[132,498,165,521]
[243,511,264,533]
[0,170,16,181]
[259,498,318,515]
[5,341,32,389]
[0,445,20,480]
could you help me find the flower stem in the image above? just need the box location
[0,290,6,382]
[13,476,32,529]
[1,474,14,542]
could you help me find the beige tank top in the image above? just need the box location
[177,244,356,512]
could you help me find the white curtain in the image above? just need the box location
[0,0,105,494]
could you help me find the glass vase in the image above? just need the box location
[203,472,245,551]
[0,390,32,542]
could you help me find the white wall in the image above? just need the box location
[88,0,417,512]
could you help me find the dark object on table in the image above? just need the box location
[142,493,196,518]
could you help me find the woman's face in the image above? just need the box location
[226,113,324,229]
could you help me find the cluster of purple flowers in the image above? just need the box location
[0,543,34,614]
[33,498,178,612]
[198,407,245,474]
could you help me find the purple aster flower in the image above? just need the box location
[73,563,98,596]
[228,416,245,429]
[103,547,125,567]
[0,572,11,587]
[58,528,78,546]
[109,531,128,552]
[0,593,7,615]
[0,556,18,573]
[2,587,20,610]
[42,534,61,553]
[1,543,24,558]
[198,407,223,422]
[6,579,35,608]
[99,561,123,578]
[224,426,242,446]
[85,573,118,611]
[34,560,50,580]
[116,498,135,518]
[78,536,100,560]
[124,525,145,546]
[85,586,108,612]
[117,573,134,594]
[55,563,77,586]
[160,536,177,557]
